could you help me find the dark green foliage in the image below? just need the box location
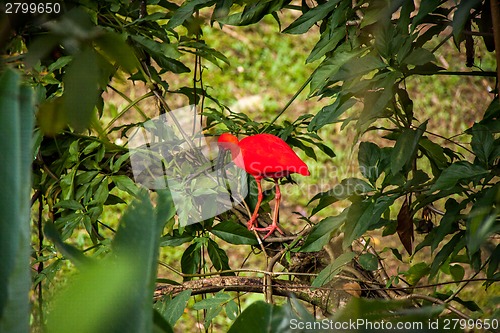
[1,0,498,331]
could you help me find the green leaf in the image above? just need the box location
[429,232,463,279]
[308,190,340,216]
[43,223,93,268]
[391,121,427,175]
[219,0,287,26]
[358,253,378,271]
[466,185,500,256]
[401,48,436,66]
[45,256,138,333]
[63,47,101,132]
[343,195,396,248]
[156,189,176,228]
[411,0,442,29]
[333,297,444,323]
[487,244,500,281]
[283,0,341,34]
[452,0,482,47]
[192,291,231,310]
[94,32,138,73]
[358,142,381,184]
[403,262,430,285]
[156,290,192,327]
[471,123,494,167]
[227,301,292,333]
[429,198,464,252]
[181,243,201,280]
[104,194,126,205]
[307,26,345,63]
[160,230,195,247]
[357,73,398,131]
[0,69,33,333]
[211,221,258,245]
[37,97,67,136]
[207,238,232,273]
[311,252,356,287]
[300,213,346,252]
[419,137,448,175]
[308,95,356,131]
[309,48,363,94]
[150,53,190,74]
[449,264,465,282]
[225,300,238,320]
[109,190,165,333]
[111,175,139,196]
[331,55,387,82]
[130,35,182,60]
[153,309,174,333]
[337,178,374,197]
[93,179,109,205]
[430,161,489,191]
[54,199,84,210]
[166,0,216,29]
[47,55,73,73]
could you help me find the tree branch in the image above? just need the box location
[154,276,330,313]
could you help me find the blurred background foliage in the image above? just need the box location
[0,0,499,332]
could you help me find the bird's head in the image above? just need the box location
[217,132,239,151]
[216,133,241,186]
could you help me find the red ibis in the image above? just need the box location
[217,133,310,239]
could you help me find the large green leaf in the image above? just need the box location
[358,141,382,184]
[62,47,101,132]
[401,48,436,66]
[331,55,387,82]
[429,161,489,192]
[227,301,293,333]
[357,72,399,131]
[342,195,396,248]
[0,68,33,333]
[429,232,464,279]
[470,123,494,167]
[45,256,139,333]
[107,190,168,333]
[391,121,427,175]
[181,243,202,280]
[306,26,346,63]
[155,290,192,327]
[333,297,444,323]
[451,0,482,47]
[411,0,442,30]
[283,0,341,34]
[308,94,356,131]
[311,252,356,287]
[466,184,500,256]
[219,0,289,26]
[207,238,232,273]
[300,212,346,252]
[166,0,216,29]
[211,221,258,245]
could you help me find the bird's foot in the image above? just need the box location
[247,217,258,231]
[253,223,284,239]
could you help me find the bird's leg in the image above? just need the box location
[254,179,284,239]
[247,177,263,230]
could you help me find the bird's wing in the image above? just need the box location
[240,134,308,176]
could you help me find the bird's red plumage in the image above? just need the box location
[217,132,310,239]
[218,133,310,179]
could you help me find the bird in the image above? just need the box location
[217,132,310,239]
